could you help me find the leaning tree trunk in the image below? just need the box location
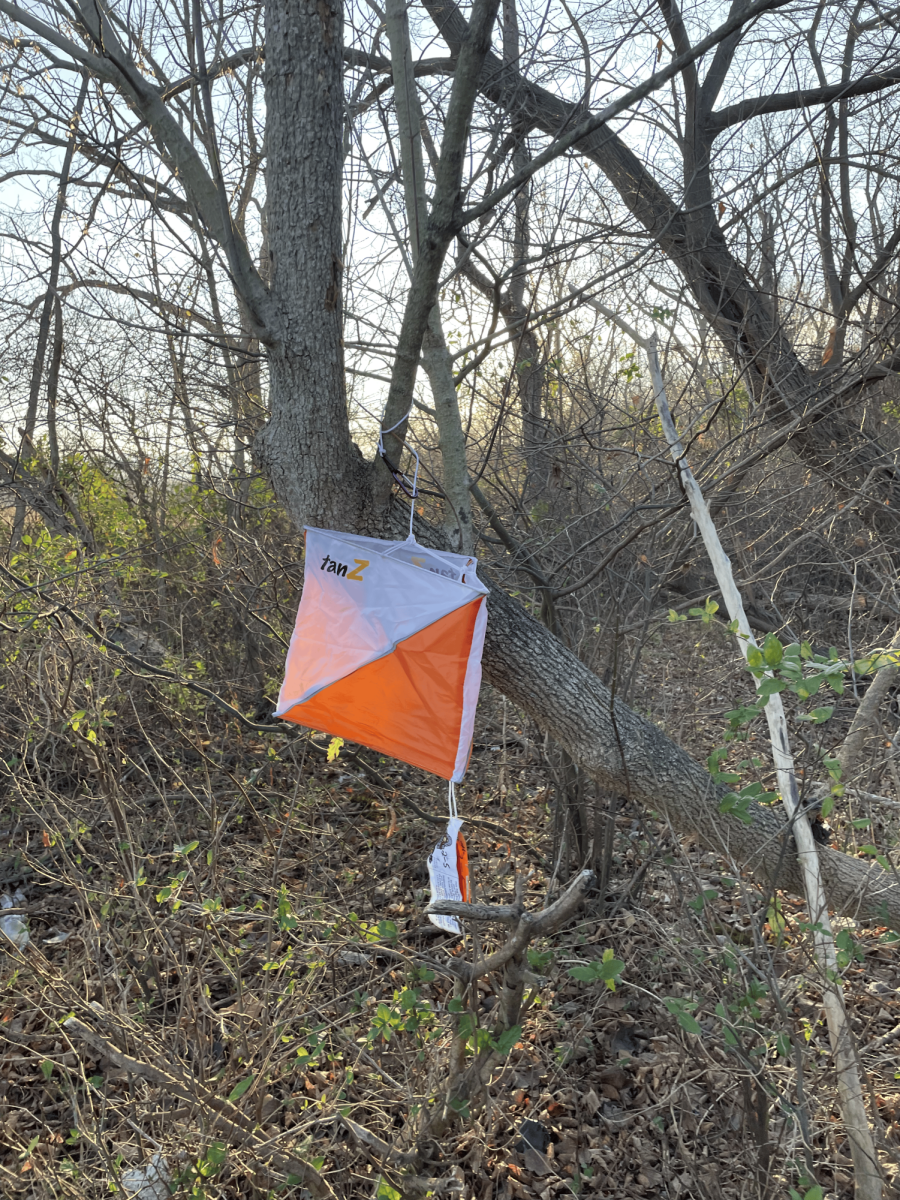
[479,580,900,929]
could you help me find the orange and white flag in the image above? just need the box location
[276,529,488,782]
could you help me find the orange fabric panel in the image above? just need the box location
[280,598,483,780]
[456,834,470,903]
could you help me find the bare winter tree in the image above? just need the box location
[422,0,900,517]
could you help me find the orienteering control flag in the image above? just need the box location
[276,528,488,782]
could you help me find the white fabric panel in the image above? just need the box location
[452,597,488,782]
[276,529,487,715]
[335,531,488,590]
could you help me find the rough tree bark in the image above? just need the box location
[253,0,370,532]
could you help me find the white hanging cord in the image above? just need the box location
[377,406,413,456]
[357,400,421,539]
[379,408,420,539]
[448,780,457,819]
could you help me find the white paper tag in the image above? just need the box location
[427,817,464,933]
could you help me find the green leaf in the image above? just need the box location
[458,1014,476,1041]
[766,897,787,936]
[599,955,625,989]
[206,1142,227,1167]
[174,840,199,856]
[707,747,727,772]
[687,888,718,913]
[228,1075,255,1103]
[798,706,833,724]
[725,703,762,727]
[775,1032,791,1057]
[719,793,755,825]
[746,646,764,668]
[40,1059,54,1081]
[762,635,783,667]
[374,1178,402,1200]
[567,952,625,989]
[527,947,554,970]
[492,1025,522,1055]
[757,677,787,699]
[376,919,398,944]
[664,998,701,1035]
[676,1011,702,1035]
[568,964,597,982]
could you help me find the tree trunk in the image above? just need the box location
[255,0,370,533]
[385,0,474,553]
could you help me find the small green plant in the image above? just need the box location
[276,884,298,932]
[347,914,399,945]
[527,946,554,971]
[175,1141,228,1198]
[453,1009,522,1057]
[682,633,884,828]
[366,988,439,1052]
[834,928,865,970]
[618,349,641,382]
[789,1186,824,1200]
[664,997,702,1035]
[567,948,625,990]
